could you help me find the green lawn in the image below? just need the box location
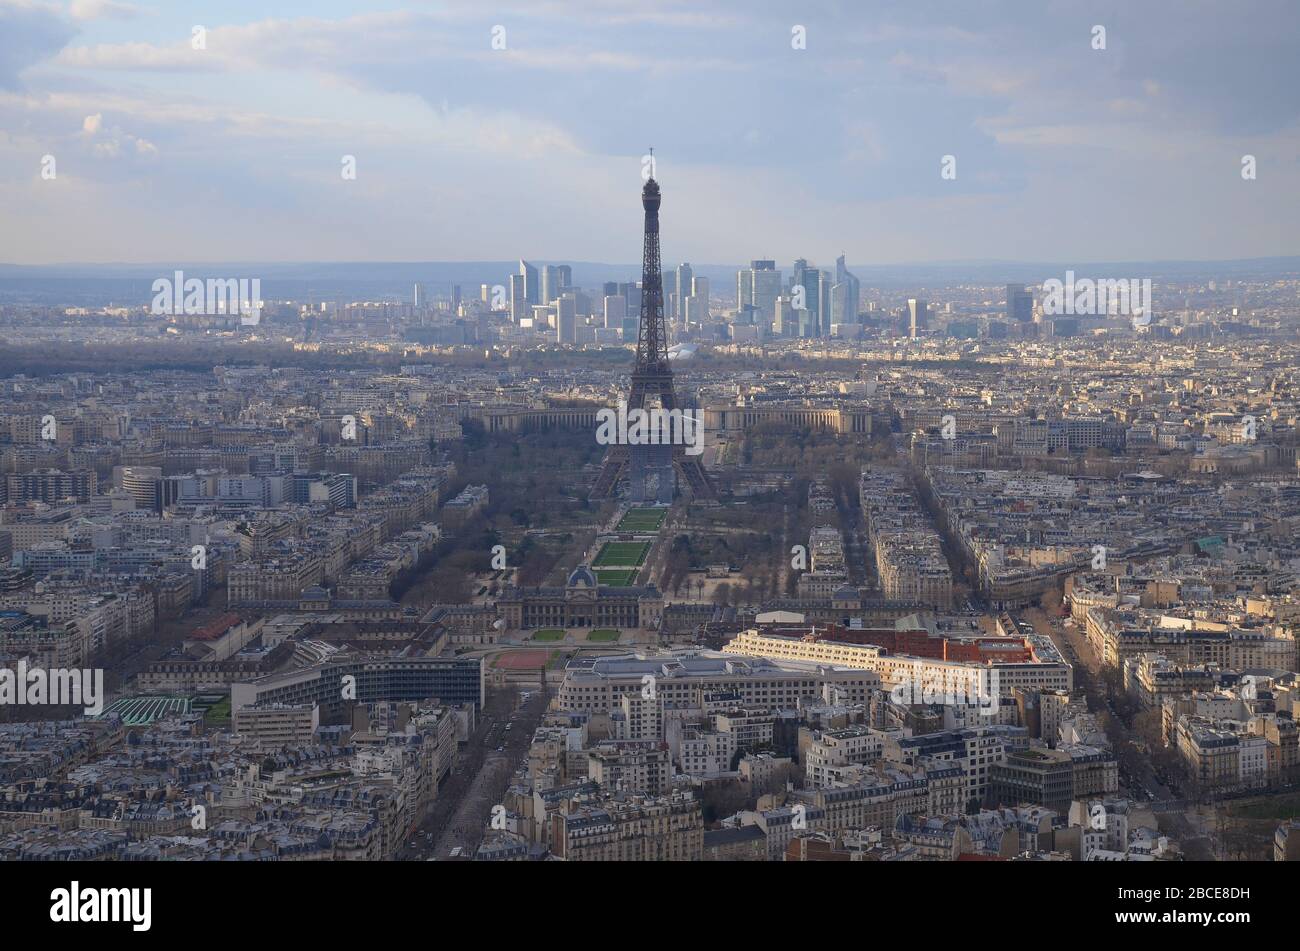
[595,568,637,586]
[616,508,667,532]
[531,628,565,641]
[203,697,231,724]
[594,541,650,567]
[588,628,621,642]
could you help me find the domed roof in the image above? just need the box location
[567,565,597,588]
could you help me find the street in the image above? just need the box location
[397,684,548,861]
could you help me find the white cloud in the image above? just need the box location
[3,1,1298,264]
[69,0,141,20]
[57,40,219,71]
[69,109,158,161]
[53,7,744,79]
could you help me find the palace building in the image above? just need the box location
[497,566,663,632]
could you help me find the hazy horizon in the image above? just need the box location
[4,256,1298,308]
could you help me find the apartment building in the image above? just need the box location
[550,791,703,861]
[556,653,879,715]
[233,703,321,748]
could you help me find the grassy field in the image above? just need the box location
[595,568,637,586]
[588,628,621,642]
[203,697,232,725]
[531,628,565,641]
[594,540,650,567]
[616,508,667,532]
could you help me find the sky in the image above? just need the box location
[0,0,1298,267]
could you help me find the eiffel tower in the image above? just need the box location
[590,168,716,502]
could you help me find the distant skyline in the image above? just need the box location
[2,0,1299,265]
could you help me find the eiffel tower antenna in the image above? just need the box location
[590,173,716,503]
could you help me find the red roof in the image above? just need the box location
[190,613,242,641]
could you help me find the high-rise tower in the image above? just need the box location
[1006,284,1034,323]
[834,253,861,325]
[519,260,538,305]
[590,175,716,502]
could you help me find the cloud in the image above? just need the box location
[52,9,743,78]
[0,0,77,89]
[2,0,1299,264]
[66,107,157,162]
[56,40,220,71]
[69,0,140,20]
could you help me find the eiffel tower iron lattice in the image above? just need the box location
[590,174,716,502]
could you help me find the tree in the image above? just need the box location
[429,565,472,603]
[697,782,751,824]
[1038,583,1065,617]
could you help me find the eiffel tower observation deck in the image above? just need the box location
[590,170,715,502]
